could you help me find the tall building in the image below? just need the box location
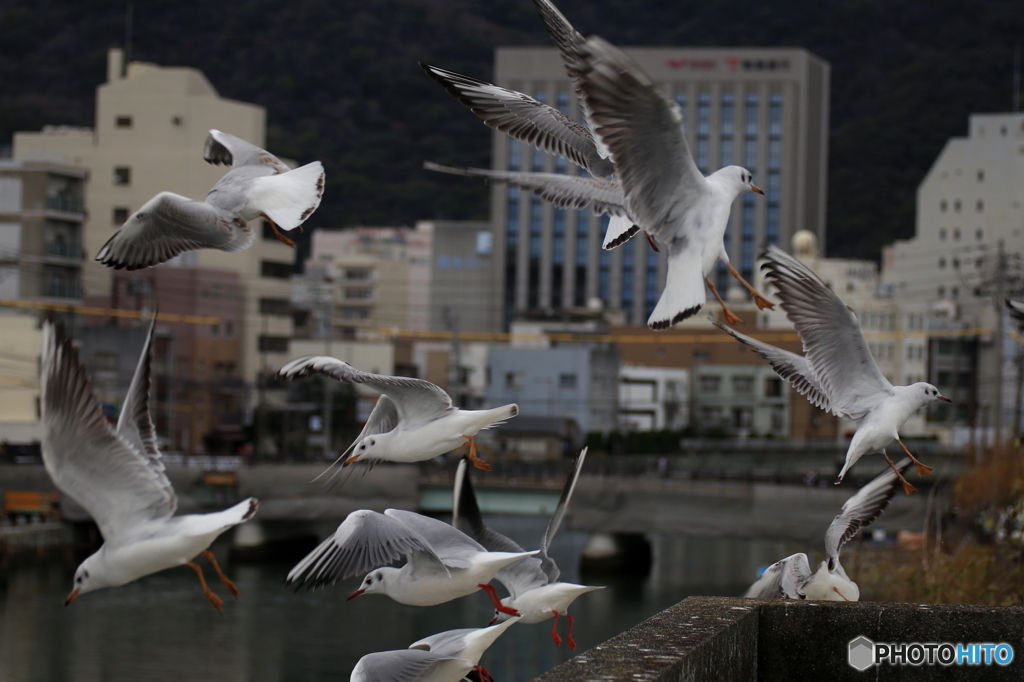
[12,48,299,405]
[492,46,830,327]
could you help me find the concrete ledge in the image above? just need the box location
[536,597,1024,682]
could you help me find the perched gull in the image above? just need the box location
[279,356,517,472]
[40,317,258,611]
[453,448,602,651]
[1007,298,1024,332]
[717,244,951,493]
[573,35,773,329]
[286,508,536,614]
[351,618,519,682]
[744,458,911,601]
[95,129,324,269]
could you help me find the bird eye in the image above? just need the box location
[366,577,373,585]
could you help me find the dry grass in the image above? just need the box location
[952,445,1024,510]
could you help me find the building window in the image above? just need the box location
[559,373,577,389]
[115,116,133,128]
[529,197,542,258]
[940,200,947,212]
[340,307,370,319]
[699,375,721,393]
[953,228,960,240]
[259,297,291,316]
[260,260,292,279]
[939,228,946,240]
[93,351,119,371]
[953,200,961,212]
[505,371,523,388]
[938,257,945,268]
[345,268,372,280]
[977,169,985,182]
[344,288,372,300]
[976,200,983,213]
[621,239,634,310]
[732,376,754,393]
[765,377,782,397]
[112,207,129,225]
[113,166,131,186]
[976,228,983,241]
[258,335,289,353]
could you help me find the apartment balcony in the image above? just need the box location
[43,242,84,259]
[43,280,82,299]
[45,196,85,215]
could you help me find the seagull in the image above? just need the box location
[1007,298,1024,332]
[571,35,774,330]
[40,317,258,611]
[717,244,952,494]
[286,508,536,615]
[453,449,603,651]
[95,129,324,270]
[743,458,911,601]
[351,618,519,682]
[278,356,517,472]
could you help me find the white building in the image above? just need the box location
[619,365,689,431]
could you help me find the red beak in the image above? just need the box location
[937,395,952,403]
[751,184,765,195]
[488,616,498,625]
[65,589,80,606]
[347,589,365,601]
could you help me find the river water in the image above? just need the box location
[0,515,801,682]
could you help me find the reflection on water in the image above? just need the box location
[0,516,802,682]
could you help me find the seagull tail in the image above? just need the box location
[647,241,706,330]
[475,404,519,432]
[249,161,325,230]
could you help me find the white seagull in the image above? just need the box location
[1007,298,1024,332]
[573,35,773,329]
[453,448,602,651]
[286,508,536,614]
[351,618,519,682]
[95,129,324,269]
[717,244,951,494]
[40,317,258,611]
[278,356,517,472]
[744,458,911,601]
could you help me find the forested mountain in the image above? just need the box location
[1,0,1020,260]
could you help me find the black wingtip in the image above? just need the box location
[648,304,702,331]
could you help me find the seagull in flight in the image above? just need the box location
[40,317,258,611]
[286,508,535,615]
[453,448,602,651]
[279,356,517,473]
[96,129,324,269]
[744,458,911,601]
[717,244,951,493]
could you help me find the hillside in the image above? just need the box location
[1,0,1020,260]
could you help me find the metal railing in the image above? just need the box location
[43,242,83,259]
[45,196,84,214]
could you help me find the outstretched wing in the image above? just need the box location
[351,650,456,682]
[1006,298,1024,333]
[40,321,177,543]
[203,129,290,173]
[385,508,484,569]
[743,553,812,599]
[538,447,588,582]
[115,314,162,459]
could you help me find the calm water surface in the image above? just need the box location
[0,515,801,682]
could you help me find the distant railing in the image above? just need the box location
[45,196,84,214]
[43,242,83,259]
[161,454,245,470]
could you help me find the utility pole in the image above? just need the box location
[994,239,1006,449]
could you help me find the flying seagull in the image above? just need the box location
[286,508,535,615]
[453,448,602,651]
[744,458,911,601]
[40,317,258,611]
[95,129,324,269]
[279,356,517,473]
[717,244,951,493]
[1007,298,1024,333]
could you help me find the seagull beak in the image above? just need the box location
[937,395,952,403]
[347,589,365,601]
[342,455,360,467]
[65,589,80,606]
[751,184,765,195]
[488,616,498,625]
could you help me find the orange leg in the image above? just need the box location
[464,435,492,471]
[566,613,577,651]
[478,583,518,616]
[202,550,239,600]
[726,261,775,310]
[262,215,295,248]
[186,561,224,613]
[706,276,742,325]
[897,438,934,476]
[883,451,917,495]
[551,610,563,647]
[472,665,493,682]
[645,232,661,253]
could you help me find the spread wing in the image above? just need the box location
[743,553,812,599]
[824,458,911,571]
[385,508,484,569]
[424,162,629,216]
[285,509,444,589]
[1006,298,1024,333]
[760,244,893,420]
[350,650,456,682]
[203,129,290,173]
[538,447,588,582]
[419,63,614,178]
[714,322,833,414]
[115,314,162,460]
[40,321,176,543]
[95,192,252,270]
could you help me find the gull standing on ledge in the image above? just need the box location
[744,458,911,601]
[717,244,951,493]
[573,35,773,329]
[95,129,324,269]
[41,318,258,611]
[453,449,603,651]
[279,356,517,472]
[286,508,535,615]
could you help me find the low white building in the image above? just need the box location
[619,365,689,431]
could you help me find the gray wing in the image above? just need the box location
[714,322,833,414]
[115,314,162,459]
[419,63,615,178]
[204,129,290,173]
[425,162,629,216]
[286,510,445,589]
[351,650,456,682]
[743,553,812,599]
[385,508,485,569]
[279,356,454,427]
[40,321,177,543]
[95,191,253,270]
[575,36,708,237]
[453,458,548,600]
[538,447,588,582]
[824,458,911,571]
[1007,298,1024,332]
[760,244,894,420]
[409,628,475,653]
